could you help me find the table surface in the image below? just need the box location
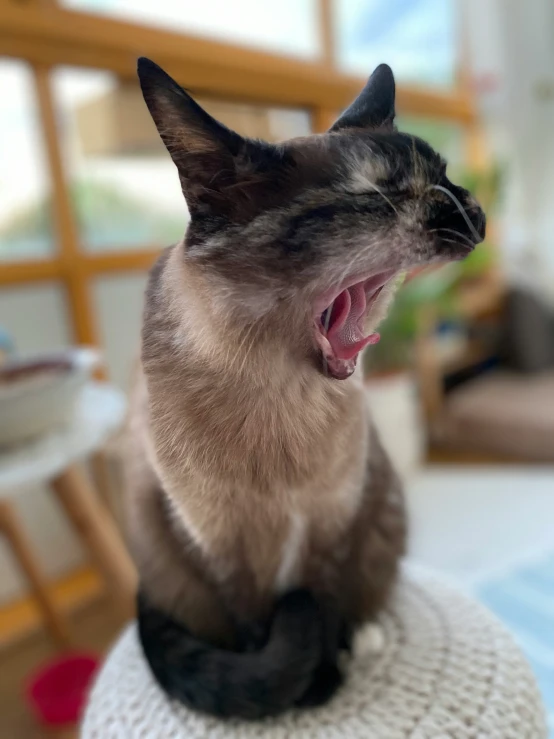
[0,382,126,494]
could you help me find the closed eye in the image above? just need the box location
[342,181,401,215]
[357,185,399,215]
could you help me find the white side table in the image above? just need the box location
[0,381,137,648]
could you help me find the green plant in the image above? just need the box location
[454,163,502,280]
[455,162,503,216]
[457,240,497,280]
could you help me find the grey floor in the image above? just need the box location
[406,465,554,587]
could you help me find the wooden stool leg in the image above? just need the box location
[51,465,136,621]
[90,450,119,522]
[0,500,72,649]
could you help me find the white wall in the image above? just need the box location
[465,0,554,300]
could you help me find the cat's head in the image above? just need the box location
[138,58,485,380]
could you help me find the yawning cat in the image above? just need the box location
[124,58,485,720]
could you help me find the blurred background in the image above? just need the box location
[0,0,553,736]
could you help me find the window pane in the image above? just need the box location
[52,68,188,253]
[0,60,55,261]
[334,0,458,88]
[197,99,311,142]
[92,273,148,390]
[62,0,320,59]
[52,68,311,253]
[0,282,72,354]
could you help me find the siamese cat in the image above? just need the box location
[125,58,485,719]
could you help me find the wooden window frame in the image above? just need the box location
[0,0,479,360]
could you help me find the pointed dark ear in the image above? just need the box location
[330,64,395,132]
[137,57,285,218]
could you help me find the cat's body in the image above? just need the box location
[125,59,485,719]
[127,243,404,634]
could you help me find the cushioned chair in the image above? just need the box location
[82,566,547,738]
[417,284,554,463]
[441,370,554,461]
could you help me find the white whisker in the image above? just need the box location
[439,237,468,248]
[428,184,482,244]
[429,227,474,247]
[368,182,398,215]
[322,306,332,376]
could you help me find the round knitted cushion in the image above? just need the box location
[81,567,547,738]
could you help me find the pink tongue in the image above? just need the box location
[326,283,380,360]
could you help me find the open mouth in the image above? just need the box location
[314,269,396,380]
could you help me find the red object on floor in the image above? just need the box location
[25,653,100,726]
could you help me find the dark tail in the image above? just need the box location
[137,589,341,720]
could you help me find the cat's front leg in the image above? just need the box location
[342,432,407,625]
[294,594,350,707]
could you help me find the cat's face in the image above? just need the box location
[138,59,485,380]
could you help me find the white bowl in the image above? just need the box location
[0,348,101,448]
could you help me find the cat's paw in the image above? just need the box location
[353,622,385,659]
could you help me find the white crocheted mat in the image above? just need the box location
[82,567,547,738]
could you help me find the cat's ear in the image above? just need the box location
[137,57,287,218]
[330,64,395,132]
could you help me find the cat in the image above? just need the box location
[124,58,486,720]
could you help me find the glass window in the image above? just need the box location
[0,60,55,262]
[333,0,458,88]
[52,68,311,253]
[52,68,188,253]
[0,282,72,354]
[92,273,148,389]
[62,0,320,59]
[197,98,311,142]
